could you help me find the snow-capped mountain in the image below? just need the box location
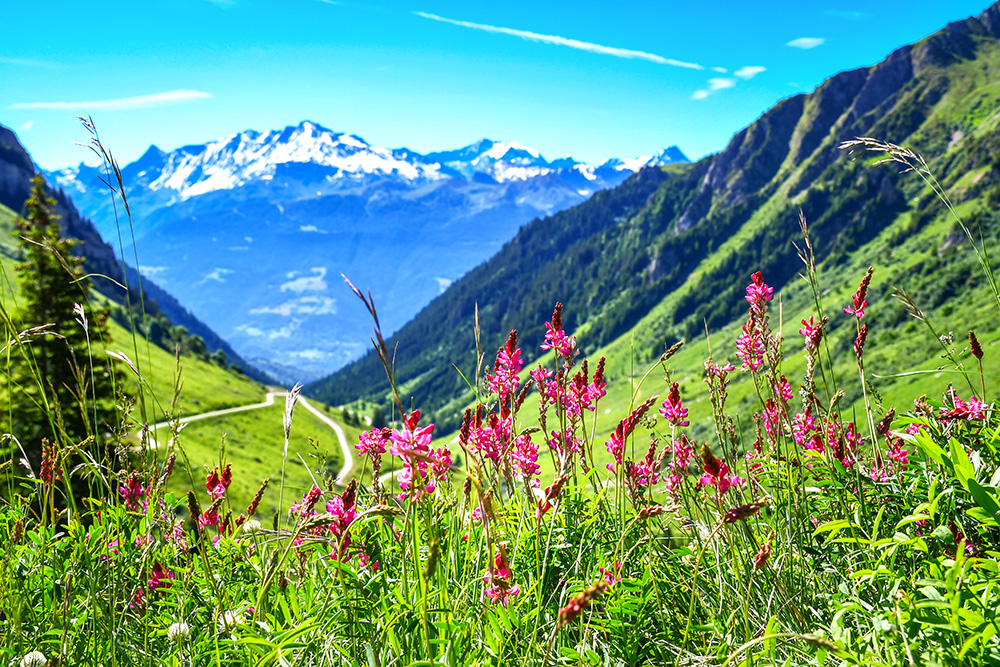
[50,121,687,380]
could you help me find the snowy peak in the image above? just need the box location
[139,120,445,199]
[50,122,686,200]
[647,145,689,167]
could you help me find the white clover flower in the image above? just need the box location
[217,610,244,634]
[167,621,190,643]
[242,519,262,535]
[20,651,46,667]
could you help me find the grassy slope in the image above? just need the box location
[350,34,1000,481]
[1,201,362,510]
[162,402,345,518]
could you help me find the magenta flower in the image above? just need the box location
[799,317,824,352]
[119,477,145,511]
[356,428,389,458]
[148,562,175,592]
[844,267,873,319]
[483,547,520,605]
[940,396,987,421]
[486,330,524,399]
[540,303,576,358]
[659,382,690,427]
[744,271,774,314]
[699,445,744,495]
[735,321,765,371]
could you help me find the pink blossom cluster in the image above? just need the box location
[605,397,657,472]
[483,546,519,605]
[659,382,689,427]
[119,475,145,511]
[486,330,524,400]
[700,446,744,495]
[940,395,987,421]
[540,302,576,359]
[390,411,451,501]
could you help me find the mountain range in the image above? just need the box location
[307,1,1000,432]
[0,124,271,384]
[50,124,686,383]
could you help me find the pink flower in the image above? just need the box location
[605,397,657,472]
[486,330,523,399]
[356,428,389,458]
[148,562,174,592]
[205,464,232,501]
[773,376,792,402]
[799,317,824,352]
[540,303,576,358]
[659,383,689,427]
[844,267,873,319]
[599,561,622,585]
[736,321,765,372]
[483,547,520,605]
[120,477,145,511]
[744,271,774,314]
[753,542,771,571]
[940,396,987,421]
[699,446,744,495]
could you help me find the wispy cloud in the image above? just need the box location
[19,121,33,131]
[11,89,212,111]
[414,11,703,70]
[711,66,728,73]
[734,65,766,80]
[824,9,867,20]
[281,267,328,293]
[0,56,59,67]
[787,37,825,49]
[691,77,737,100]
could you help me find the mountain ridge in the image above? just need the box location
[50,122,688,379]
[306,0,1000,428]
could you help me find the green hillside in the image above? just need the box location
[310,9,1000,455]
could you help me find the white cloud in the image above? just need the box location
[250,296,337,316]
[11,89,212,111]
[414,11,703,70]
[708,78,737,90]
[824,10,867,19]
[19,121,33,131]
[711,66,728,73]
[433,277,453,293]
[200,267,233,284]
[139,265,167,277]
[237,321,299,340]
[692,77,739,100]
[734,66,766,80]
[787,37,825,49]
[290,348,329,361]
[299,225,327,233]
[280,267,327,293]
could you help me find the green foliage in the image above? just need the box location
[4,175,117,477]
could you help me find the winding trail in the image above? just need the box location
[149,390,354,483]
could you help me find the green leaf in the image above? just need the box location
[950,438,975,490]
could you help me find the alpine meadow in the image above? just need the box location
[6,2,1000,666]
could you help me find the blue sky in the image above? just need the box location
[2,0,994,169]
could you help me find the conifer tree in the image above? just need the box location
[8,174,117,474]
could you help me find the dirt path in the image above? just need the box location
[149,390,354,483]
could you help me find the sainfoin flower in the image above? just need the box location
[148,562,175,592]
[120,475,145,511]
[390,411,450,501]
[659,382,690,427]
[744,271,774,314]
[483,546,519,605]
[940,396,987,421]
[799,317,824,352]
[699,444,744,494]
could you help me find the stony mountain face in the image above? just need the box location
[308,1,1000,427]
[0,124,271,384]
[50,123,685,381]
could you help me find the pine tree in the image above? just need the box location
[7,174,117,473]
